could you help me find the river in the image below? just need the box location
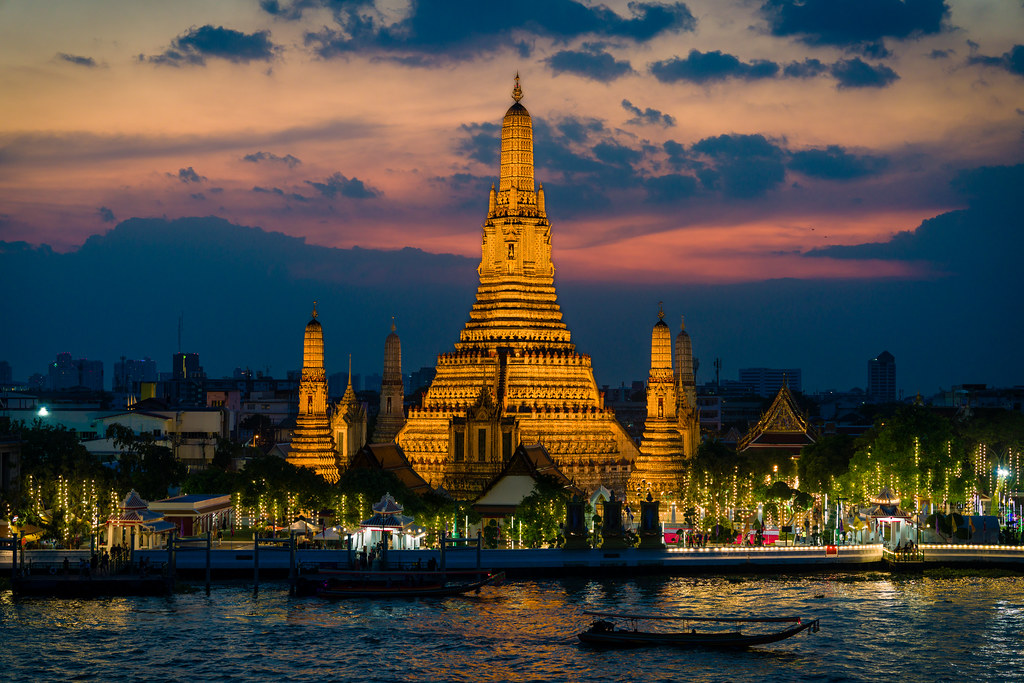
[1,572,1022,682]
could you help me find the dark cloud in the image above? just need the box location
[929,49,953,59]
[830,58,899,89]
[968,44,1024,78]
[146,25,277,66]
[621,99,676,127]
[306,172,380,199]
[243,151,302,167]
[689,134,787,198]
[642,173,698,202]
[650,50,779,84]
[546,46,634,81]
[97,206,116,223]
[592,140,644,167]
[782,58,828,78]
[761,0,949,55]
[304,0,696,62]
[177,167,204,183]
[253,186,309,201]
[805,164,1023,274]
[789,146,888,180]
[190,192,206,200]
[57,53,98,68]
[456,122,500,166]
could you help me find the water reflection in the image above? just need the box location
[0,575,1022,682]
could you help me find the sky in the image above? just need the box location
[1,0,1022,395]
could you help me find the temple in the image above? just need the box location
[374,320,406,443]
[397,76,639,498]
[331,354,367,465]
[286,302,339,482]
[737,382,816,456]
[628,309,699,502]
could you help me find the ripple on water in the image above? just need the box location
[2,576,1023,682]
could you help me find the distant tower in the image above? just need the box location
[629,305,691,503]
[331,354,367,469]
[287,302,339,482]
[374,319,405,443]
[868,351,896,403]
[675,316,700,457]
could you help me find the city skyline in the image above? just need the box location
[1,1,1022,393]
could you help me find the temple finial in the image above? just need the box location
[347,353,353,389]
[658,301,665,321]
[512,72,522,103]
[391,315,396,333]
[312,300,318,319]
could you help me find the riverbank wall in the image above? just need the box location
[5,543,1023,580]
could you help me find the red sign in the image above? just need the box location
[826,545,838,556]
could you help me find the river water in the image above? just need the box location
[1,572,1022,682]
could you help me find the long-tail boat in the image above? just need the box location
[578,612,820,648]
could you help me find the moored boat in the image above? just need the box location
[297,569,504,599]
[578,612,820,648]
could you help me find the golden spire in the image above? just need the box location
[347,353,353,391]
[512,72,522,102]
[312,300,318,319]
[658,301,665,321]
[391,316,396,333]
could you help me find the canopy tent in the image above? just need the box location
[289,519,320,534]
[312,528,341,541]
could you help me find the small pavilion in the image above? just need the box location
[105,490,176,550]
[356,493,422,550]
[863,487,913,546]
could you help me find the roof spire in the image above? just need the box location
[347,353,353,390]
[312,300,318,319]
[512,72,522,103]
[658,301,665,321]
[391,315,396,333]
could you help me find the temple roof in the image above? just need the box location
[737,383,816,453]
[349,443,433,494]
[473,442,580,513]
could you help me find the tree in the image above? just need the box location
[105,423,187,500]
[798,434,856,494]
[514,475,572,548]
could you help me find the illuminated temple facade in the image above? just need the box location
[287,303,339,482]
[397,77,639,498]
[628,311,700,502]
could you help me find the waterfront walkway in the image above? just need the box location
[5,543,1023,580]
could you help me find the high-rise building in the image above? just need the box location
[868,351,896,403]
[397,76,640,498]
[738,368,802,397]
[113,357,158,392]
[373,321,406,443]
[286,303,338,482]
[47,353,104,391]
[172,352,203,380]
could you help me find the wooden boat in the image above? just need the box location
[578,612,820,648]
[11,573,174,597]
[297,569,504,599]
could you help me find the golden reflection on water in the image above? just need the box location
[1,575,1022,682]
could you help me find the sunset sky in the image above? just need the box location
[1,0,1022,392]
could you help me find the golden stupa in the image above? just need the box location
[287,302,339,482]
[628,309,699,502]
[397,76,639,498]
